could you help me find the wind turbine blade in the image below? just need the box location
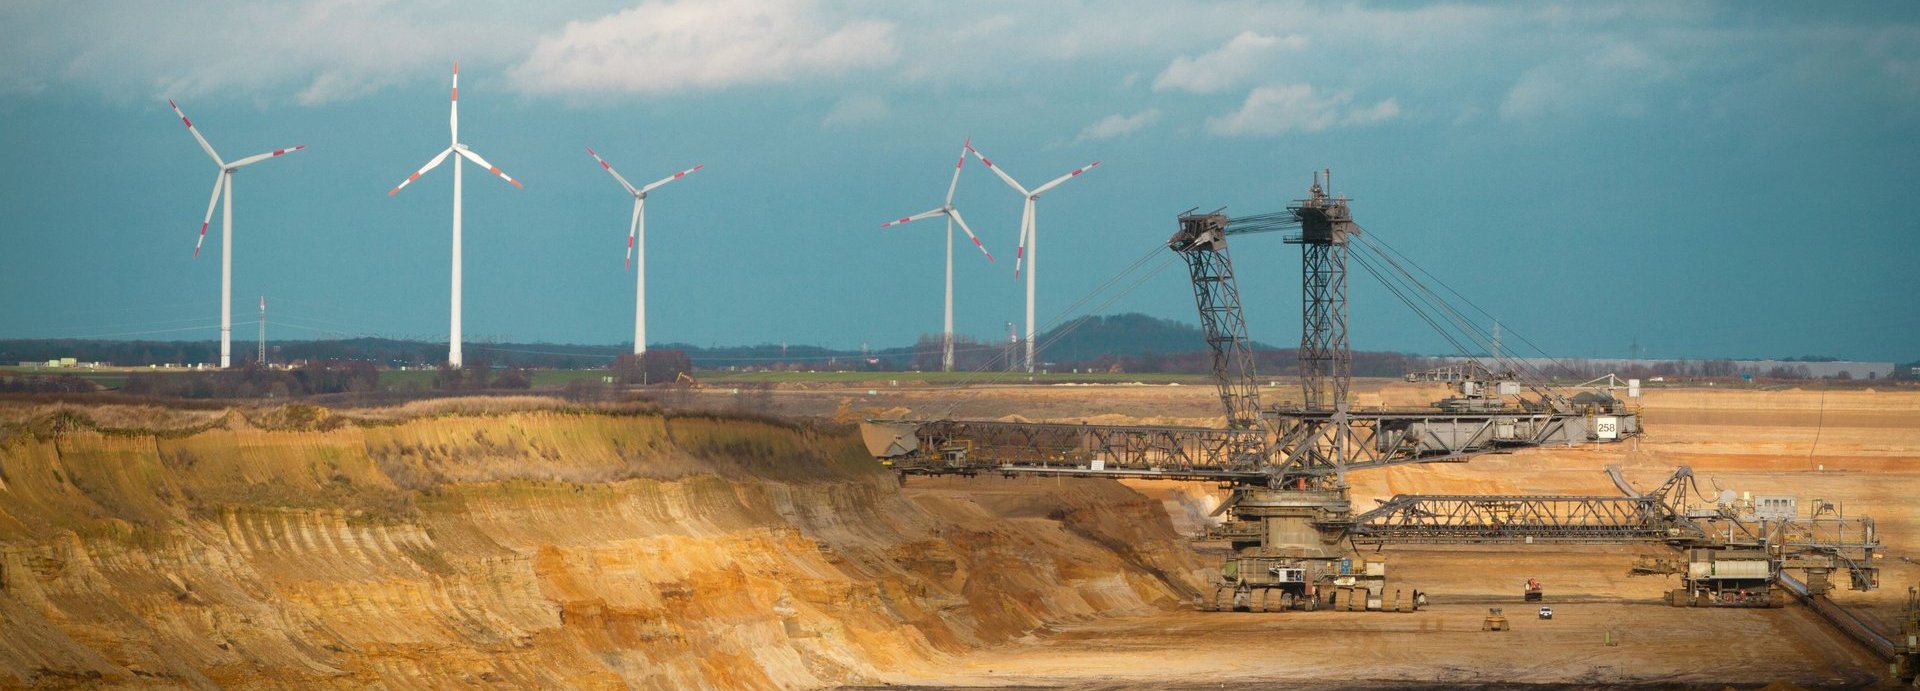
[879,207,945,229]
[626,199,642,270]
[225,145,307,169]
[388,147,453,196]
[449,62,459,144]
[944,138,968,206]
[1030,160,1101,196]
[639,164,703,194]
[195,172,226,257]
[167,99,223,166]
[965,141,1029,196]
[947,208,995,263]
[1014,203,1032,279]
[586,147,639,195]
[454,147,524,188]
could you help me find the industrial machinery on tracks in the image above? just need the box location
[861,173,1879,619]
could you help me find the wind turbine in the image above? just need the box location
[388,62,523,369]
[167,100,305,369]
[584,147,703,355]
[965,141,1099,373]
[879,138,995,372]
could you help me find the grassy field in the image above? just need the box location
[2,365,1216,391]
[0,365,138,388]
[369,368,612,389]
[695,369,1216,386]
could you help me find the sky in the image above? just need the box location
[1,1,1916,362]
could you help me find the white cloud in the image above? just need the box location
[0,1,550,104]
[1206,84,1399,136]
[822,94,889,128]
[510,0,897,95]
[1344,97,1401,126]
[1153,31,1306,94]
[1498,40,1672,120]
[0,0,1909,126]
[1073,109,1160,143]
[1497,68,1570,120]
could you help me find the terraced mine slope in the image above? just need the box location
[0,404,1202,688]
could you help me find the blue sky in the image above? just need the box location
[1,1,1916,361]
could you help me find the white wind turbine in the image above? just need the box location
[584,147,703,356]
[388,62,523,369]
[167,99,305,369]
[879,138,996,372]
[966,141,1100,373]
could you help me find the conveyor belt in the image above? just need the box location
[1777,572,1899,661]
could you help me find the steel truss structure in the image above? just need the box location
[1333,466,1879,592]
[1170,212,1262,433]
[1341,494,1686,545]
[1286,179,1355,412]
[875,408,1604,484]
[868,174,1639,486]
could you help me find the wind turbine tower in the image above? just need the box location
[166,100,305,369]
[388,63,523,369]
[966,142,1099,373]
[879,138,995,371]
[584,147,703,355]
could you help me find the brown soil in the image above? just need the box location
[848,382,1919,689]
[1,382,1914,688]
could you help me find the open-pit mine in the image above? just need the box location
[0,383,1915,688]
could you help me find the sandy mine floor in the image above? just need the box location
[802,382,1920,689]
[2,381,1912,688]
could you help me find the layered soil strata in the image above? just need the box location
[0,405,1202,688]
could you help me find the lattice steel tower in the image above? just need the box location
[1169,212,1262,431]
[1286,172,1357,412]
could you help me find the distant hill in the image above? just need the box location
[1033,313,1263,362]
[0,312,1432,376]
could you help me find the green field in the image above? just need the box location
[3,364,1215,392]
[370,368,612,389]
[696,369,1215,386]
[0,366,136,389]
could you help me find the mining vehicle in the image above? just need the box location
[861,173,1877,626]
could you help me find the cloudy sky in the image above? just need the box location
[1,1,1916,361]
